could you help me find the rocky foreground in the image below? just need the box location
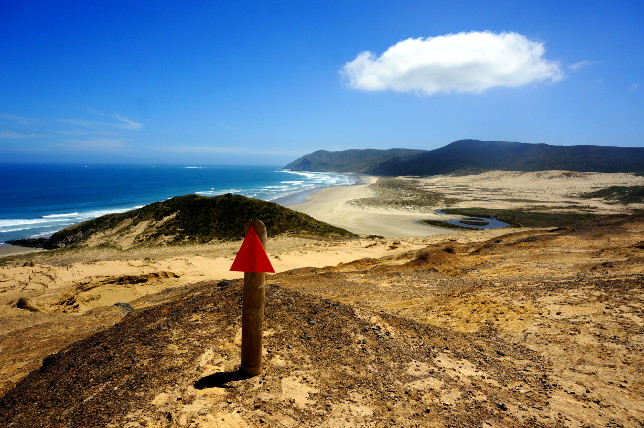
[0,214,642,427]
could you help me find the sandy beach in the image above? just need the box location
[0,170,642,427]
[286,170,643,236]
[0,245,43,257]
[286,175,456,237]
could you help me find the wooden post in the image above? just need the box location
[241,219,267,376]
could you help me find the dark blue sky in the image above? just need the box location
[1,0,642,164]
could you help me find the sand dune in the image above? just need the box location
[0,171,642,427]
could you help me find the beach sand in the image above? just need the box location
[0,245,43,257]
[286,175,456,237]
[285,170,643,237]
[401,170,643,213]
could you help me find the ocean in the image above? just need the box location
[0,164,357,244]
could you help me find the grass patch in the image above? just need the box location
[418,220,480,231]
[580,186,644,204]
[499,198,544,203]
[460,219,490,226]
[350,178,459,210]
[439,208,600,228]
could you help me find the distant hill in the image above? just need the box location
[284,148,425,173]
[44,194,353,249]
[284,140,644,176]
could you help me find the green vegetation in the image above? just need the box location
[284,148,424,173]
[439,208,600,228]
[418,220,477,231]
[580,186,644,204]
[349,178,459,210]
[46,194,354,249]
[460,219,490,226]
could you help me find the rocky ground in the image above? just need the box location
[0,214,642,427]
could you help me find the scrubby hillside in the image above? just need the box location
[45,194,353,249]
[283,148,424,173]
[285,140,644,176]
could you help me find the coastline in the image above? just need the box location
[284,175,455,237]
[280,169,644,236]
[0,164,358,244]
[272,173,367,206]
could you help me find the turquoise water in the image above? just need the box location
[0,164,357,243]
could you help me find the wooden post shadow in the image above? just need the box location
[194,369,252,389]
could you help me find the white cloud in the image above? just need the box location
[157,145,300,156]
[341,31,564,95]
[0,131,47,139]
[57,137,130,152]
[0,113,41,125]
[110,114,143,130]
[54,129,98,136]
[569,60,593,71]
[630,82,639,90]
[59,114,142,132]
[0,111,141,156]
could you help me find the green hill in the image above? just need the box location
[285,140,644,176]
[284,148,425,173]
[45,194,353,249]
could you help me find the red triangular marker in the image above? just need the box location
[230,226,275,273]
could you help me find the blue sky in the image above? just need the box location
[1,0,642,165]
